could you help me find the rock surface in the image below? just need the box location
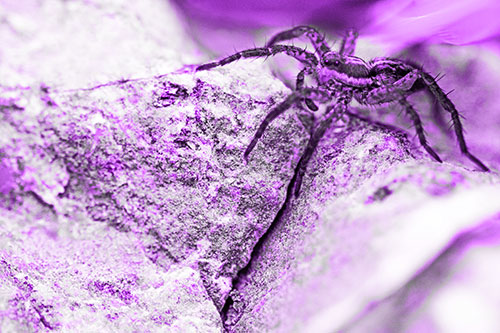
[0,61,306,331]
[1,1,500,332]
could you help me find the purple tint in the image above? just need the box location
[0,162,14,194]
[342,214,500,331]
[173,0,376,30]
[1,0,500,332]
[1,261,60,331]
[367,0,500,48]
[175,0,500,54]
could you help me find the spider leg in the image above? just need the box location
[419,71,489,171]
[364,71,419,104]
[265,25,331,57]
[295,67,308,89]
[410,71,452,136]
[196,45,318,71]
[360,69,442,162]
[399,99,442,162]
[296,67,320,111]
[423,89,452,137]
[294,94,351,197]
[244,87,331,161]
[339,29,359,56]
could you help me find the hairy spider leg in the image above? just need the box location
[196,45,318,71]
[369,59,488,171]
[399,99,443,162]
[294,93,352,197]
[406,68,453,137]
[363,70,419,104]
[296,67,320,111]
[244,94,299,161]
[339,29,359,56]
[295,67,308,89]
[427,73,452,134]
[419,71,489,171]
[265,25,331,57]
[244,87,332,161]
[370,59,450,134]
[263,25,332,111]
[356,68,444,163]
[421,88,451,137]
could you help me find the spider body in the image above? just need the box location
[196,26,489,197]
[321,55,421,104]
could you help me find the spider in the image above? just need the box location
[196,26,489,197]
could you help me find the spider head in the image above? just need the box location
[322,52,343,69]
[322,52,371,83]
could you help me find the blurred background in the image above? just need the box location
[172,0,500,55]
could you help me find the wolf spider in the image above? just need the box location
[197,26,489,197]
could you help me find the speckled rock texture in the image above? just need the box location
[221,43,500,332]
[0,62,305,331]
[2,1,500,332]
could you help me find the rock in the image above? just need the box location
[225,156,500,331]
[0,60,307,331]
[0,0,199,89]
[2,1,500,331]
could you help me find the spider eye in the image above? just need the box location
[325,58,341,67]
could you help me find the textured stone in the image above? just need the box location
[2,1,500,331]
[0,61,306,331]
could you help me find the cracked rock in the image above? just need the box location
[2,1,500,332]
[0,60,310,331]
